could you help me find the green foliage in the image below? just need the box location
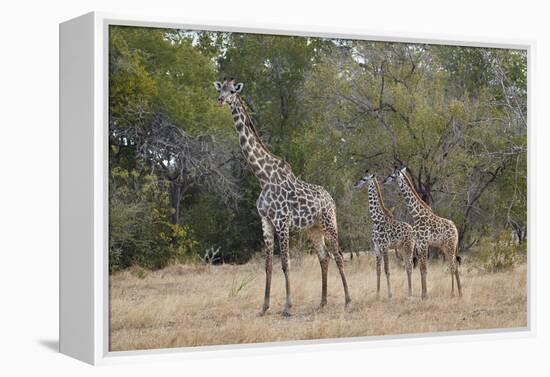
[169,224,198,263]
[474,232,527,273]
[182,187,262,264]
[300,42,527,251]
[109,28,158,127]
[109,167,196,271]
[109,26,242,269]
[217,33,319,167]
[109,27,527,271]
[109,26,231,136]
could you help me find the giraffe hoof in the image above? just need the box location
[319,300,327,308]
[281,310,292,317]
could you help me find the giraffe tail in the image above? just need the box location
[456,255,462,265]
[454,240,462,265]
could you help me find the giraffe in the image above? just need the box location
[355,170,415,300]
[214,78,351,316]
[384,166,462,299]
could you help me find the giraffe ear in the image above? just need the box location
[234,83,244,93]
[400,166,407,173]
[214,81,222,91]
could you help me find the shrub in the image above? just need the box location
[109,169,197,271]
[170,224,198,264]
[475,231,526,272]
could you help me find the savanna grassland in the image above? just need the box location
[109,253,527,351]
[108,27,528,352]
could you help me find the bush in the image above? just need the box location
[475,231,526,272]
[109,169,197,271]
[170,224,198,264]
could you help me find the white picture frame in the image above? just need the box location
[59,11,535,365]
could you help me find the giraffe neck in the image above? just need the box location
[397,174,431,221]
[229,97,294,186]
[367,178,391,223]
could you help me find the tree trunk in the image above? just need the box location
[458,222,469,251]
[168,180,184,246]
[168,180,182,226]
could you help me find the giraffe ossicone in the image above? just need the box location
[215,79,351,316]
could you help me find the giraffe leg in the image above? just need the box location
[451,265,455,297]
[383,251,392,301]
[418,244,428,300]
[259,217,274,316]
[404,243,413,297]
[375,253,382,300]
[406,258,413,297]
[325,230,351,306]
[446,247,460,298]
[278,224,292,317]
[319,256,329,307]
[308,228,328,307]
[450,246,462,298]
[455,268,462,298]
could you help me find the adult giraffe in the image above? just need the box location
[384,166,462,299]
[214,79,351,316]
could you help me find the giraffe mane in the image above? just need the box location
[401,171,432,211]
[236,94,293,173]
[373,177,394,218]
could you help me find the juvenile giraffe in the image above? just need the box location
[384,167,462,299]
[214,79,351,316]
[355,171,415,299]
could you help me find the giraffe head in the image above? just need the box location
[354,169,375,189]
[383,165,407,185]
[214,78,244,106]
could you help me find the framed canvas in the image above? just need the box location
[59,12,533,365]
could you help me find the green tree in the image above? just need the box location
[301,41,527,251]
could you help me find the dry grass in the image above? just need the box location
[109,253,527,351]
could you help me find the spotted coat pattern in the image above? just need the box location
[215,79,351,315]
[355,173,415,299]
[387,167,462,299]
